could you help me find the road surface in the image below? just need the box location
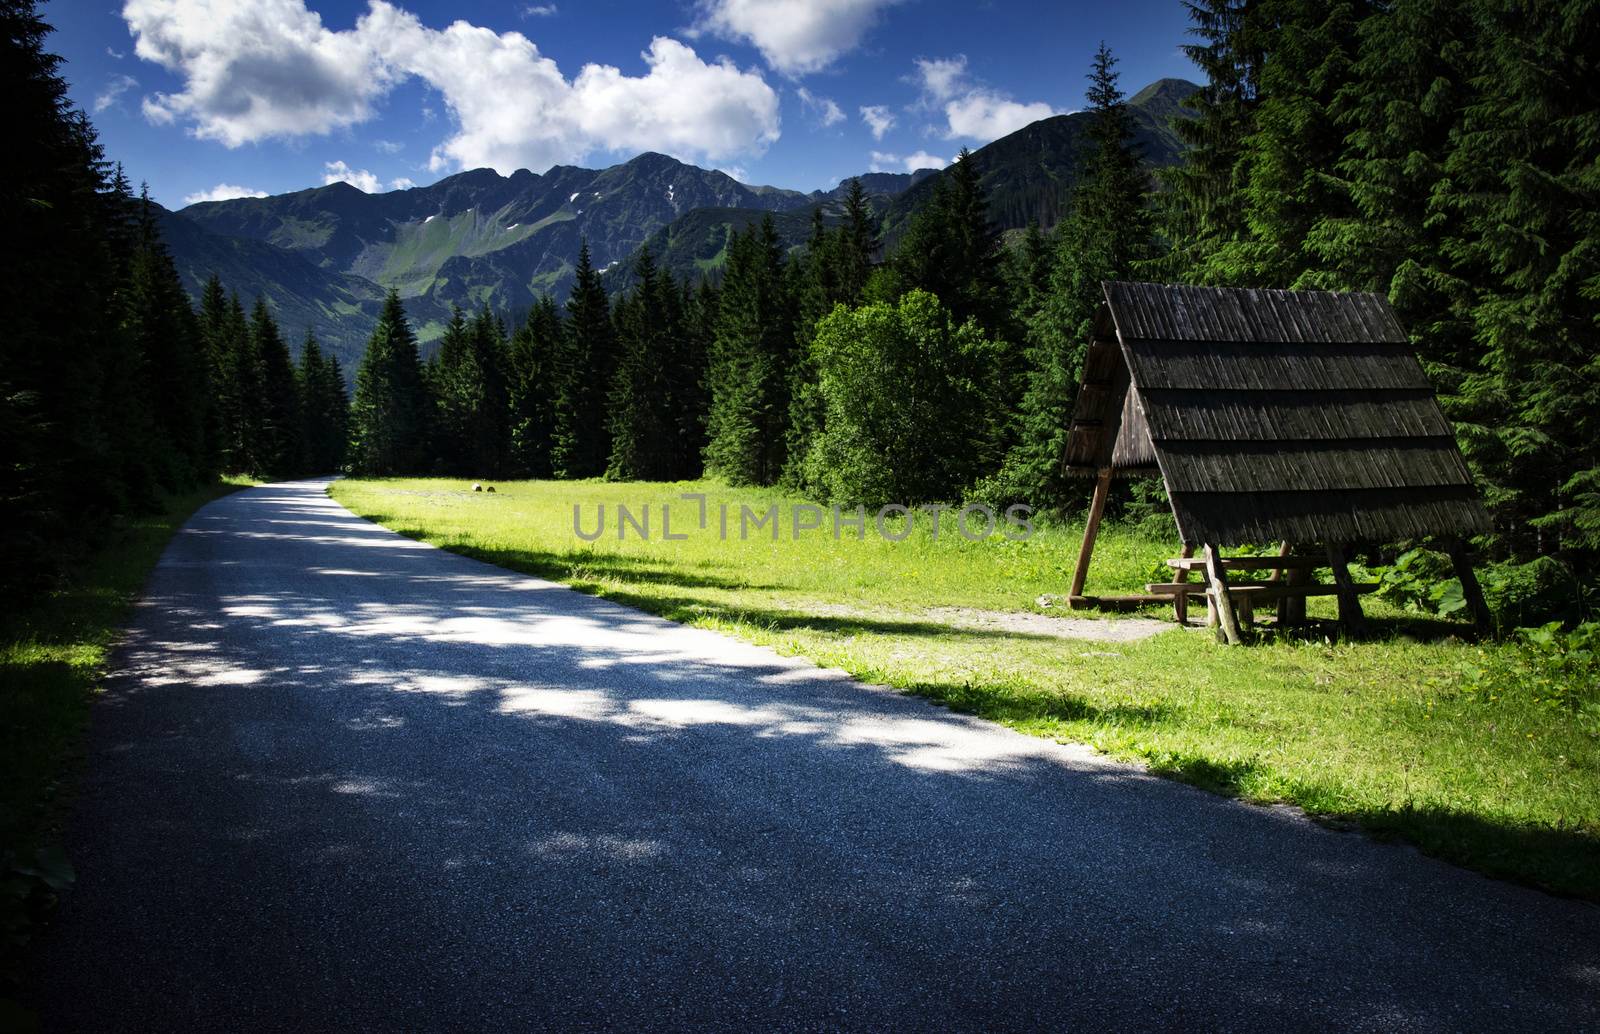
[35,480,1600,1030]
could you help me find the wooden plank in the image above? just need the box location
[1167,556,1326,571]
[1446,540,1494,636]
[1224,584,1378,599]
[1069,468,1112,599]
[1204,543,1245,645]
[1326,544,1367,635]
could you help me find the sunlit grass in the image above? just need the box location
[333,477,1600,898]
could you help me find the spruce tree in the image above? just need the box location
[552,241,616,478]
[1154,0,1267,282]
[251,298,301,478]
[703,217,794,485]
[606,247,678,480]
[508,297,561,478]
[297,332,347,473]
[427,306,471,473]
[349,290,430,476]
[1000,43,1152,509]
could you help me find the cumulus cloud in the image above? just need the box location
[859,103,894,140]
[694,0,899,76]
[389,176,417,190]
[323,160,382,192]
[126,0,395,146]
[914,54,1058,142]
[798,87,844,127]
[869,150,946,173]
[182,183,269,205]
[94,73,138,113]
[122,0,781,175]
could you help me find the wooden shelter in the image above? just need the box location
[1064,281,1493,643]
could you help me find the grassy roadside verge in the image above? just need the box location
[333,478,1600,900]
[1,477,252,996]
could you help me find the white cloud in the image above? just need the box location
[859,103,894,140]
[914,56,967,100]
[126,0,396,146]
[914,54,1058,143]
[522,3,558,14]
[374,139,404,154]
[798,87,843,127]
[182,183,269,205]
[389,176,417,190]
[323,160,382,192]
[694,0,899,76]
[123,0,781,175]
[107,46,126,59]
[869,150,946,173]
[94,74,138,113]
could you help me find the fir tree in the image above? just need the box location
[606,247,679,481]
[1001,43,1153,509]
[297,332,347,473]
[703,217,794,485]
[508,297,561,478]
[349,290,430,476]
[552,241,616,478]
[251,298,302,478]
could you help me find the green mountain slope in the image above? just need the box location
[607,78,1198,289]
[175,153,813,339]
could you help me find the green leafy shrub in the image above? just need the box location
[1461,622,1600,723]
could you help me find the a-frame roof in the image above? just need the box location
[1064,281,1491,546]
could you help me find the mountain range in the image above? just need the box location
[160,78,1197,371]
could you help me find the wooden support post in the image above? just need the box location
[1273,540,1291,625]
[1446,540,1494,637]
[1174,543,1195,625]
[1068,467,1113,603]
[1326,543,1366,636]
[1204,543,1245,646]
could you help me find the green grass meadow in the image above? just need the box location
[332,477,1600,899]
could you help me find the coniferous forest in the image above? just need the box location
[4,0,1597,597]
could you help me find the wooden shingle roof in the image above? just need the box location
[1064,282,1491,546]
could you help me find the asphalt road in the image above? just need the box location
[34,479,1600,1031]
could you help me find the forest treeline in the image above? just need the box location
[1,0,347,595]
[4,0,1596,597]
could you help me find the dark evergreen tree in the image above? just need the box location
[349,290,430,475]
[297,332,347,473]
[1153,0,1267,282]
[606,247,680,481]
[508,297,561,478]
[251,298,302,478]
[217,293,261,475]
[876,151,1008,336]
[551,241,616,478]
[1000,43,1153,509]
[703,217,795,485]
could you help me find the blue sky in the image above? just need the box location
[50,0,1201,208]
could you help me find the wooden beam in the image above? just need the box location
[1167,556,1326,572]
[1326,544,1367,636]
[1175,543,1194,625]
[1069,468,1113,600]
[1273,541,1291,624]
[1204,543,1245,646]
[1446,540,1494,637]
